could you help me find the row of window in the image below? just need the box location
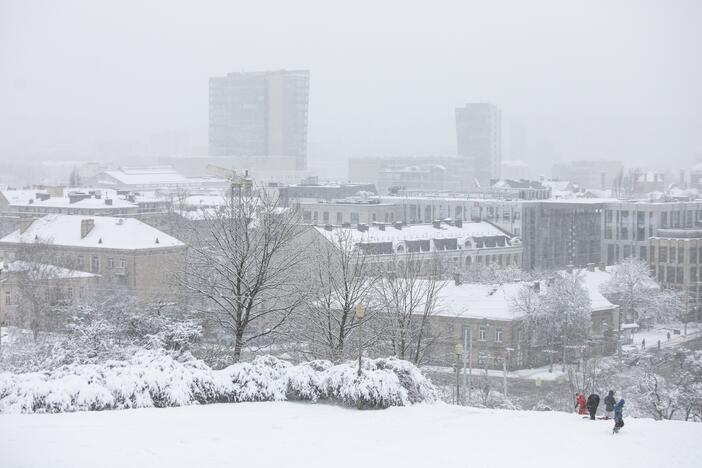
[77,255,127,273]
[4,286,84,306]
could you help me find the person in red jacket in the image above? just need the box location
[575,393,587,415]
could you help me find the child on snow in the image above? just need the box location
[613,399,625,434]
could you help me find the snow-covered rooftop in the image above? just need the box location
[0,215,184,250]
[11,196,137,210]
[315,222,511,245]
[0,260,98,279]
[0,189,49,205]
[99,167,226,187]
[428,271,616,321]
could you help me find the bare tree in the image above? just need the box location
[373,254,445,364]
[289,229,374,362]
[180,188,307,362]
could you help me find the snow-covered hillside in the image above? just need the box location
[1,402,700,468]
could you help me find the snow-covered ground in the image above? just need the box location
[424,363,566,381]
[1,402,700,468]
[622,323,701,352]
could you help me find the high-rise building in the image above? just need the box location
[455,103,502,187]
[208,70,310,169]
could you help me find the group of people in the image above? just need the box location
[575,390,625,434]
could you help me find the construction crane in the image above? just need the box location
[205,164,253,202]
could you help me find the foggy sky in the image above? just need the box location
[1,0,701,171]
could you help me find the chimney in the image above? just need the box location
[432,220,441,229]
[393,221,403,230]
[599,263,607,271]
[324,224,333,231]
[19,218,33,234]
[586,263,595,272]
[453,272,462,286]
[105,198,113,206]
[378,223,385,231]
[80,219,95,239]
[357,223,368,232]
[36,193,50,201]
[455,218,463,228]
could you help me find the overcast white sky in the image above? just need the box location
[1,0,700,170]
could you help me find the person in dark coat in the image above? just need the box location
[586,393,600,420]
[604,390,616,419]
[613,399,625,434]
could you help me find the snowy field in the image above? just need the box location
[1,402,701,468]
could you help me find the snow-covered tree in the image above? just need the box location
[536,272,592,371]
[601,257,657,326]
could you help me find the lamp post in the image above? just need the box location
[454,342,464,404]
[355,303,365,377]
[503,347,514,397]
[463,327,473,402]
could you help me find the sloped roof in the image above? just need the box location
[314,222,511,246]
[0,215,184,250]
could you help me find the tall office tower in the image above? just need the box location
[455,103,502,187]
[209,70,310,169]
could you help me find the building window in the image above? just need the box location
[107,258,114,269]
[690,247,698,264]
[671,247,677,264]
[350,212,359,224]
[323,212,329,223]
[67,287,73,299]
[4,291,10,305]
[77,256,84,268]
[659,247,667,263]
[336,212,343,224]
[120,258,127,268]
[91,256,100,273]
[302,210,311,222]
[495,328,503,343]
[479,326,487,341]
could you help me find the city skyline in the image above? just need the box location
[1,1,700,171]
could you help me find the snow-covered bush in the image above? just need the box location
[0,353,436,414]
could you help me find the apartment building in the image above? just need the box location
[311,219,522,272]
[602,200,702,265]
[0,258,99,331]
[0,215,186,301]
[649,228,702,322]
[209,70,310,169]
[381,196,521,236]
[421,268,619,369]
[521,200,605,270]
[455,103,501,187]
[299,199,402,226]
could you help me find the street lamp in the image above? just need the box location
[503,347,515,397]
[463,327,473,402]
[355,303,366,377]
[454,342,464,404]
